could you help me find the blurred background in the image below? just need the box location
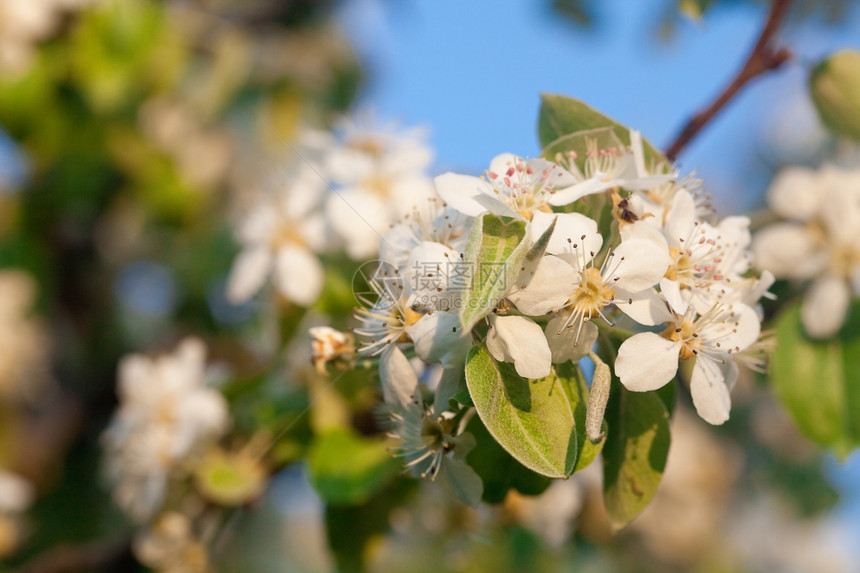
[1,0,860,571]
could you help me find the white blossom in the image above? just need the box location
[227,165,328,307]
[753,164,860,338]
[102,338,230,522]
[615,302,761,424]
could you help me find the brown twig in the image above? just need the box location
[664,0,793,162]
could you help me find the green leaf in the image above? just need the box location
[538,94,661,163]
[307,428,401,506]
[460,213,530,332]
[770,303,860,457]
[465,346,578,478]
[602,384,671,531]
[465,414,551,502]
[556,362,605,472]
[809,50,860,141]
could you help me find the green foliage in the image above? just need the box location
[465,414,552,502]
[460,214,530,331]
[602,382,671,531]
[809,49,860,141]
[307,428,401,506]
[465,346,578,478]
[538,93,661,162]
[771,303,860,458]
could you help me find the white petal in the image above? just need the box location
[273,245,324,306]
[545,314,596,364]
[618,288,674,326]
[611,238,672,293]
[227,247,272,303]
[406,312,470,368]
[802,276,850,338]
[752,223,823,280]
[434,173,490,217]
[487,315,552,379]
[690,356,733,425]
[535,211,602,261]
[507,255,576,316]
[664,190,696,246]
[379,345,419,409]
[326,191,390,259]
[488,153,519,175]
[548,177,607,206]
[659,277,687,315]
[767,167,820,221]
[615,333,680,391]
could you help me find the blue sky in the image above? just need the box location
[337,0,860,214]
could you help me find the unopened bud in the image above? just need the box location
[809,49,860,141]
[586,352,611,444]
[309,326,355,375]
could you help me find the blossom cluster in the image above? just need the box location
[753,165,860,338]
[341,127,773,493]
[227,117,435,308]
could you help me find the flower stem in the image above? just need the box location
[664,0,793,162]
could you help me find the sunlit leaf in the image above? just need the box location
[603,384,671,531]
[465,346,578,478]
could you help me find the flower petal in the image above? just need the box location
[545,313,596,364]
[615,332,680,391]
[802,275,850,338]
[434,173,489,217]
[611,238,671,293]
[507,255,576,316]
[690,355,734,425]
[227,247,272,303]
[407,312,470,368]
[618,288,674,326]
[379,345,419,409]
[273,245,324,306]
[487,315,552,379]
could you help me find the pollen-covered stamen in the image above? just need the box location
[386,403,457,482]
[482,158,566,219]
[354,292,423,356]
[662,304,741,362]
[558,236,618,343]
[397,197,469,249]
[665,223,732,290]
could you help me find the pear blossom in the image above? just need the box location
[102,338,230,522]
[657,191,756,314]
[435,154,576,220]
[385,394,482,506]
[752,165,860,338]
[508,219,671,351]
[308,117,437,260]
[227,165,328,307]
[354,286,469,407]
[549,129,676,206]
[615,302,761,424]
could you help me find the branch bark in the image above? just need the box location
[664,0,793,162]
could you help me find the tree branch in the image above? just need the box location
[664,0,793,162]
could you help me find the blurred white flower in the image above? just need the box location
[306,117,437,260]
[227,165,328,307]
[753,165,860,338]
[102,338,230,522]
[0,469,34,560]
